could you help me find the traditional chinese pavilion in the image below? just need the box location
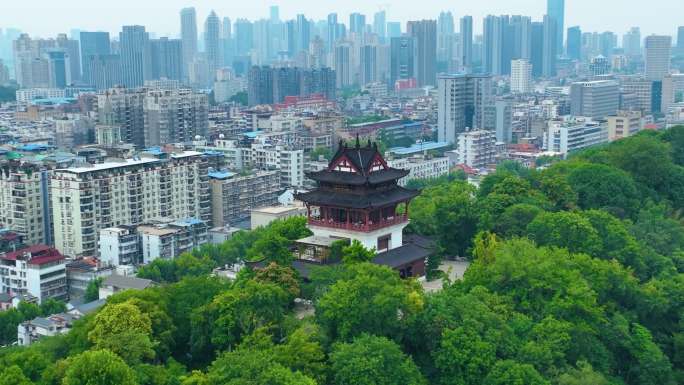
[293,138,431,278]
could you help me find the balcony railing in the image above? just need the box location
[308,214,408,232]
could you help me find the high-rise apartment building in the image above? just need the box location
[334,43,352,88]
[511,59,532,94]
[119,25,150,87]
[0,245,67,303]
[437,11,455,71]
[547,0,565,54]
[677,27,684,55]
[0,166,52,246]
[459,16,473,72]
[51,151,211,257]
[180,7,198,76]
[360,45,378,85]
[205,11,221,76]
[407,20,437,86]
[84,54,121,90]
[46,51,68,89]
[437,74,493,144]
[455,130,497,168]
[209,170,281,226]
[143,89,208,146]
[373,11,387,43]
[570,80,620,119]
[96,87,146,147]
[644,35,672,81]
[349,13,366,35]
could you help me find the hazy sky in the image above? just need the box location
[1,0,680,39]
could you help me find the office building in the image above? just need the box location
[607,111,643,141]
[589,55,611,77]
[46,51,68,88]
[0,245,67,303]
[531,22,544,77]
[621,76,658,113]
[677,27,684,55]
[456,130,497,168]
[387,156,450,187]
[0,166,51,246]
[205,11,221,74]
[119,25,150,87]
[407,20,437,86]
[437,74,493,144]
[143,89,209,146]
[567,26,582,60]
[662,74,684,114]
[511,59,532,94]
[180,7,198,75]
[80,32,111,86]
[51,150,211,257]
[546,117,608,155]
[570,80,620,119]
[483,15,505,75]
[209,170,280,226]
[547,0,565,54]
[644,35,672,81]
[390,36,415,88]
[437,11,455,71]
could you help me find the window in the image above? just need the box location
[377,234,391,251]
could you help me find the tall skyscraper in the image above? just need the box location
[644,35,672,81]
[349,13,366,35]
[327,14,339,51]
[599,32,617,58]
[390,36,415,87]
[547,0,565,54]
[204,11,221,75]
[85,54,121,89]
[149,38,183,81]
[360,45,378,85]
[387,22,402,38]
[270,6,280,23]
[180,8,198,75]
[483,15,504,75]
[47,51,68,88]
[295,14,311,54]
[437,74,493,143]
[623,27,642,56]
[437,11,455,71]
[235,19,254,56]
[55,34,80,83]
[373,11,387,43]
[459,16,473,72]
[119,25,150,87]
[334,43,352,88]
[677,27,684,55]
[407,20,437,87]
[530,22,544,77]
[80,32,111,86]
[566,26,582,60]
[542,15,557,78]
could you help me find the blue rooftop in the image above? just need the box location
[16,144,52,152]
[389,141,451,156]
[208,171,236,180]
[172,218,204,227]
[143,147,164,155]
[30,97,77,106]
[243,130,264,138]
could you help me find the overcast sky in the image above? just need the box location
[1,0,680,40]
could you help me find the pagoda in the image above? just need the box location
[293,138,430,278]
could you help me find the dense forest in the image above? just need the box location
[1,127,684,384]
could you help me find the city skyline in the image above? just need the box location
[1,0,680,39]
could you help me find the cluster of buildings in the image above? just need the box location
[2,1,684,346]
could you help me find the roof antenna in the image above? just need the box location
[355,133,360,149]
